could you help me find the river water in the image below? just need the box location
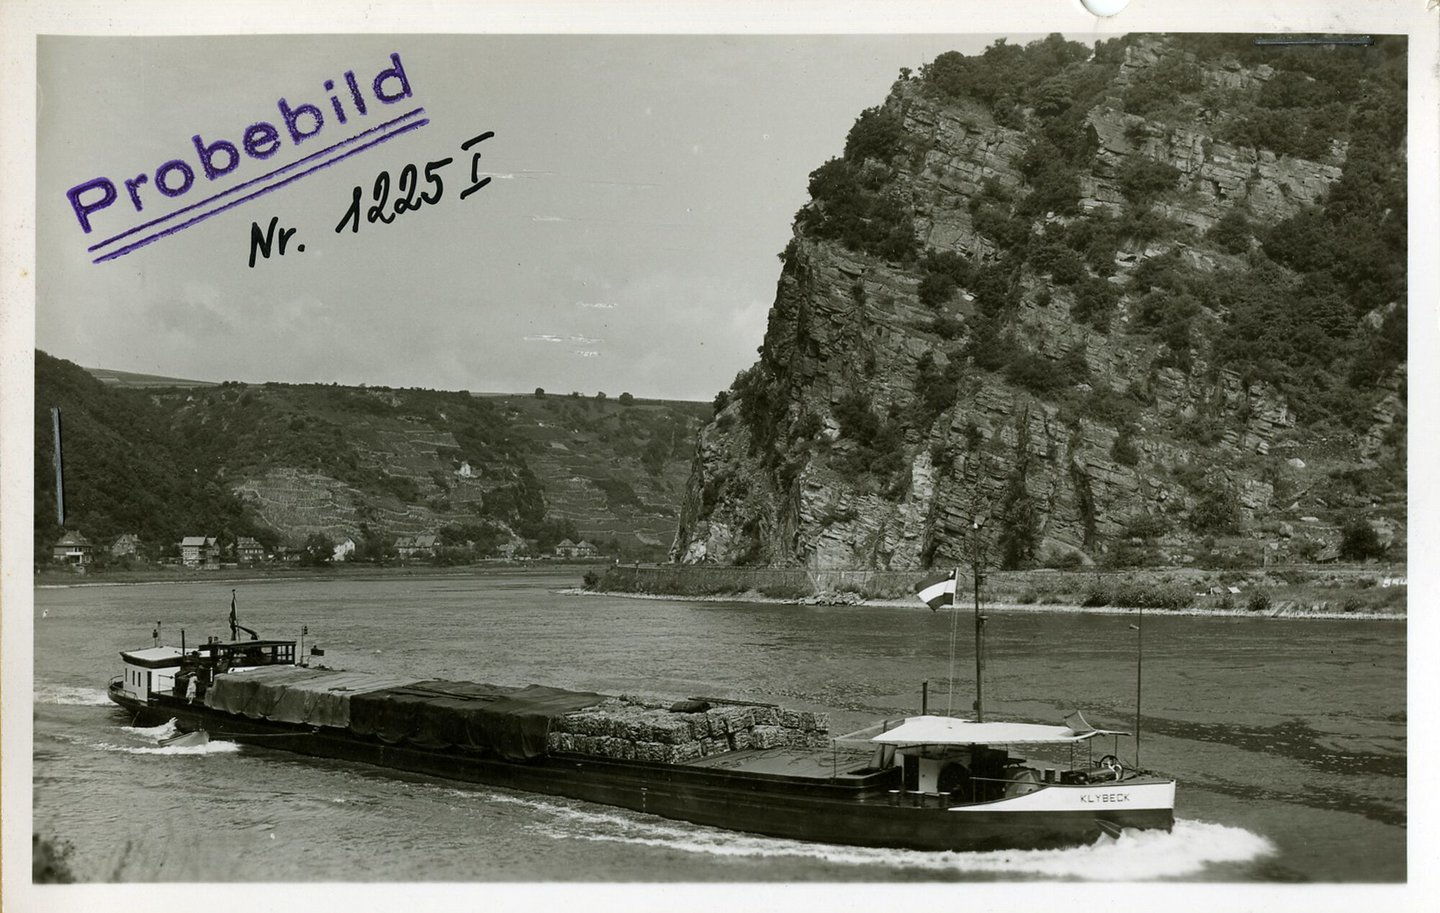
[30,569,1406,885]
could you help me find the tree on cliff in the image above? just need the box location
[1340,517,1386,562]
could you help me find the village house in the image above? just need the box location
[395,534,438,561]
[332,537,356,563]
[179,536,219,569]
[496,538,522,559]
[110,533,141,559]
[554,538,599,559]
[52,531,94,566]
[235,536,264,564]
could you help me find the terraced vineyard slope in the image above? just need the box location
[34,351,707,562]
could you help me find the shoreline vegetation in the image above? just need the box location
[569,587,1403,621]
[587,562,1406,620]
[32,559,609,589]
[34,560,1405,620]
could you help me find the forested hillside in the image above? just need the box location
[34,351,708,563]
[36,351,263,552]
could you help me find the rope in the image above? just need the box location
[204,729,315,739]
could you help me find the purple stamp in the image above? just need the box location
[65,53,433,264]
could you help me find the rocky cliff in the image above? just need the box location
[673,34,1406,571]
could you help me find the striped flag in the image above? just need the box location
[915,571,956,611]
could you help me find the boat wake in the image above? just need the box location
[122,720,180,739]
[34,684,115,706]
[477,792,1271,880]
[97,739,240,756]
[96,720,239,756]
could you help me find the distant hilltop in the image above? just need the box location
[84,366,217,388]
[672,34,1406,571]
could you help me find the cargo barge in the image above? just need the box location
[108,617,1175,852]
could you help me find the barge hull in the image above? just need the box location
[112,691,1174,852]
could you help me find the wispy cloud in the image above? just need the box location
[574,350,600,358]
[478,170,556,181]
[523,333,604,345]
[576,301,617,310]
[534,214,694,228]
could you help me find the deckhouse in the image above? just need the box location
[114,646,185,703]
[113,638,298,704]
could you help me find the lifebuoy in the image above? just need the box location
[1099,754,1124,777]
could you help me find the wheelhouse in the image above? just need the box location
[193,638,297,670]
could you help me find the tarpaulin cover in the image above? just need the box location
[347,680,606,761]
[203,666,419,729]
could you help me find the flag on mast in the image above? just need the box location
[229,589,238,638]
[915,571,956,611]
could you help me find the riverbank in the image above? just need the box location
[567,587,1403,620]
[33,560,607,589]
[32,560,1406,619]
[590,562,1407,619]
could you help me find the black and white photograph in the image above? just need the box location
[2,1,1435,909]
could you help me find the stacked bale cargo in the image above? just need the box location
[206,668,830,765]
[546,696,830,763]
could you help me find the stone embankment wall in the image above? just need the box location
[597,563,1407,611]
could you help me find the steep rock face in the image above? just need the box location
[673,34,1405,570]
[904,99,1028,258]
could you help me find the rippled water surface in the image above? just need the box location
[31,570,1406,883]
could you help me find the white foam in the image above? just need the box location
[33,684,114,706]
[107,718,239,755]
[96,739,240,756]
[121,719,178,739]
[481,793,1271,879]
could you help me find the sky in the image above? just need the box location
[36,33,1011,401]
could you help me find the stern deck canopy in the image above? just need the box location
[833,714,1128,749]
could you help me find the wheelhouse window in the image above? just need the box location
[204,640,297,668]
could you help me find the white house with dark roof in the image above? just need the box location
[179,536,218,568]
[52,531,94,565]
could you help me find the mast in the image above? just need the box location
[970,515,988,723]
[1131,605,1143,769]
[52,407,65,526]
